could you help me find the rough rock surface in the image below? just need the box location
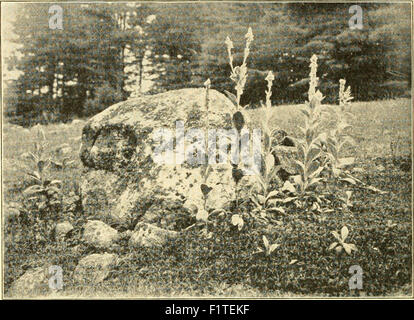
[8,267,49,297]
[83,220,118,249]
[73,253,117,284]
[129,222,179,248]
[80,88,240,230]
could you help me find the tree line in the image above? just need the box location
[4,3,411,126]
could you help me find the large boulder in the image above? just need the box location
[80,88,242,230]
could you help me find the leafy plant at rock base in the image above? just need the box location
[223,27,257,230]
[249,71,286,223]
[17,126,63,245]
[286,55,330,211]
[329,226,358,255]
[254,235,280,257]
[322,78,386,200]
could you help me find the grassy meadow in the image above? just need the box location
[2,98,412,298]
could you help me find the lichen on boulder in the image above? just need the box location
[80,88,240,230]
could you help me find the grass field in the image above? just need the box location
[2,98,412,297]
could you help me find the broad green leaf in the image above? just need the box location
[37,160,49,173]
[210,208,225,216]
[338,136,355,151]
[343,243,353,255]
[341,177,357,185]
[23,185,44,195]
[267,207,286,215]
[306,177,323,189]
[307,147,321,165]
[49,180,63,187]
[331,231,341,242]
[265,153,275,172]
[27,171,42,182]
[231,214,244,230]
[292,175,303,186]
[282,196,297,203]
[47,186,61,194]
[21,152,37,162]
[294,160,305,175]
[328,242,338,250]
[308,165,324,180]
[341,226,349,241]
[269,243,280,254]
[262,235,269,249]
[63,159,75,167]
[347,243,358,252]
[365,185,387,194]
[265,190,279,201]
[224,90,238,107]
[281,181,296,193]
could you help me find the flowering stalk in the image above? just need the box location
[226,27,254,110]
[339,79,353,111]
[308,54,319,103]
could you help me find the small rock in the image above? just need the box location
[129,222,179,248]
[55,221,74,240]
[83,220,118,249]
[8,267,48,297]
[73,253,117,284]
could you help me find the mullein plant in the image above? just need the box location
[324,79,355,179]
[223,27,255,231]
[325,79,386,196]
[322,79,356,209]
[249,71,286,223]
[290,55,327,204]
[19,126,63,244]
[195,79,214,237]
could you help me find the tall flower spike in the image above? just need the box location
[225,36,234,50]
[308,54,318,102]
[339,79,353,110]
[225,36,234,71]
[245,27,254,43]
[243,27,254,64]
[265,70,274,83]
[265,71,274,110]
